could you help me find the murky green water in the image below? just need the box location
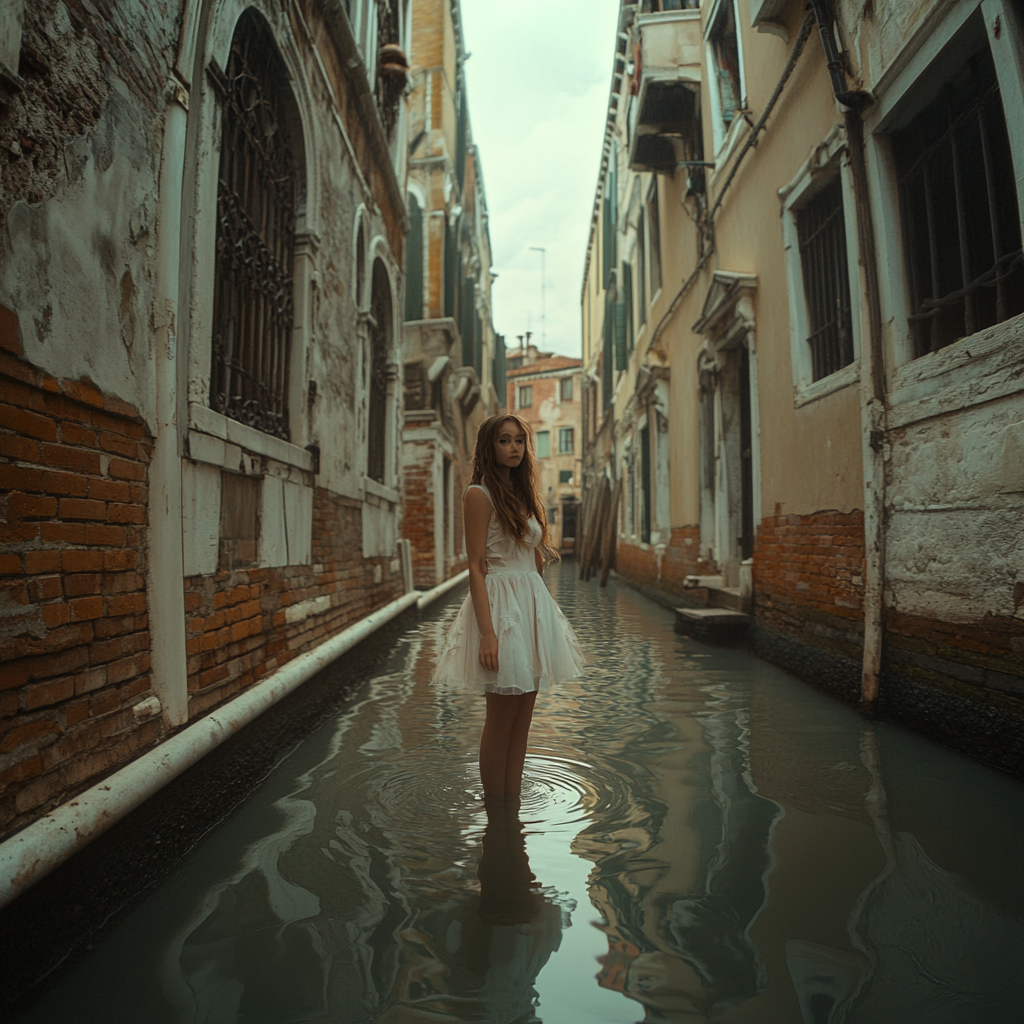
[16,565,1024,1023]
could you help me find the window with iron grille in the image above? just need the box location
[210,12,299,441]
[367,260,392,484]
[796,177,854,381]
[558,427,574,454]
[893,44,1023,359]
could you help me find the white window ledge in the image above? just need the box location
[189,403,314,473]
[362,475,400,504]
[888,315,1024,429]
[793,361,860,408]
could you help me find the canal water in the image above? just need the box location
[16,565,1024,1024]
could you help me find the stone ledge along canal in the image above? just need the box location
[14,564,1024,1023]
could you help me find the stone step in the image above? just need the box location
[674,606,751,646]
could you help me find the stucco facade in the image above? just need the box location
[0,0,414,837]
[581,0,1024,771]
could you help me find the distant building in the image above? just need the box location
[581,0,1024,772]
[401,0,505,588]
[508,343,583,553]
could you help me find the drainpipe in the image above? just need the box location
[148,88,190,728]
[809,0,886,713]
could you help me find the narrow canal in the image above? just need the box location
[16,565,1024,1024]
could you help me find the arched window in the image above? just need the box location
[210,11,301,441]
[367,259,393,483]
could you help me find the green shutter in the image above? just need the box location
[622,261,634,354]
[614,301,627,371]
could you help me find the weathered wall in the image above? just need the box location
[0,326,156,837]
[183,490,402,718]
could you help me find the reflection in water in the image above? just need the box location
[15,564,1024,1024]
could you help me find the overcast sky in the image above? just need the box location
[460,0,621,358]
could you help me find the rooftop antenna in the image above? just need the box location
[529,246,546,347]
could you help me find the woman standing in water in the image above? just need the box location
[432,414,585,799]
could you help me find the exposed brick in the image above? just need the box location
[24,550,61,574]
[84,524,126,546]
[0,716,62,754]
[39,443,102,474]
[103,549,137,572]
[0,434,41,461]
[87,479,131,503]
[69,596,104,622]
[62,550,105,573]
[107,502,146,524]
[108,457,145,481]
[23,676,75,710]
[61,378,104,409]
[0,404,57,441]
[58,497,106,521]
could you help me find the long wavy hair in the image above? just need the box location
[470,414,558,563]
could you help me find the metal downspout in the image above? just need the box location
[809,0,887,713]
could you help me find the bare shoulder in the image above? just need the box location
[464,485,491,515]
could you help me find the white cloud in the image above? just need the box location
[460,0,621,357]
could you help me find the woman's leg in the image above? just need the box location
[504,691,536,797]
[480,692,537,799]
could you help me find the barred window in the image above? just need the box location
[558,427,574,454]
[367,260,393,483]
[210,11,300,441]
[796,177,854,381]
[893,45,1023,358]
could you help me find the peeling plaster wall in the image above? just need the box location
[0,0,178,431]
[886,391,1023,625]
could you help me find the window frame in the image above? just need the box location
[864,2,1024,376]
[517,384,533,409]
[780,131,863,407]
[559,376,574,402]
[704,0,747,156]
[558,426,575,455]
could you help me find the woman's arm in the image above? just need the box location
[535,548,544,576]
[464,487,498,672]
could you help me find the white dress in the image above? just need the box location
[431,484,586,695]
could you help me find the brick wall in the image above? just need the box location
[402,437,437,588]
[753,510,865,639]
[0,347,155,838]
[615,526,708,601]
[184,490,402,718]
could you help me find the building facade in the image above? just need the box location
[400,0,505,588]
[581,0,1024,771]
[0,0,413,840]
[507,344,583,552]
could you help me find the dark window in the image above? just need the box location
[640,424,651,544]
[404,194,423,321]
[602,296,614,410]
[797,177,854,380]
[210,11,300,441]
[493,333,507,406]
[560,376,573,402]
[893,43,1023,358]
[622,261,635,354]
[559,469,574,484]
[444,221,457,317]
[558,427,574,454]
[367,260,392,483]
[648,183,662,293]
[602,142,618,285]
[518,385,533,408]
[637,209,647,323]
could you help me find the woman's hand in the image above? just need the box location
[479,632,499,672]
